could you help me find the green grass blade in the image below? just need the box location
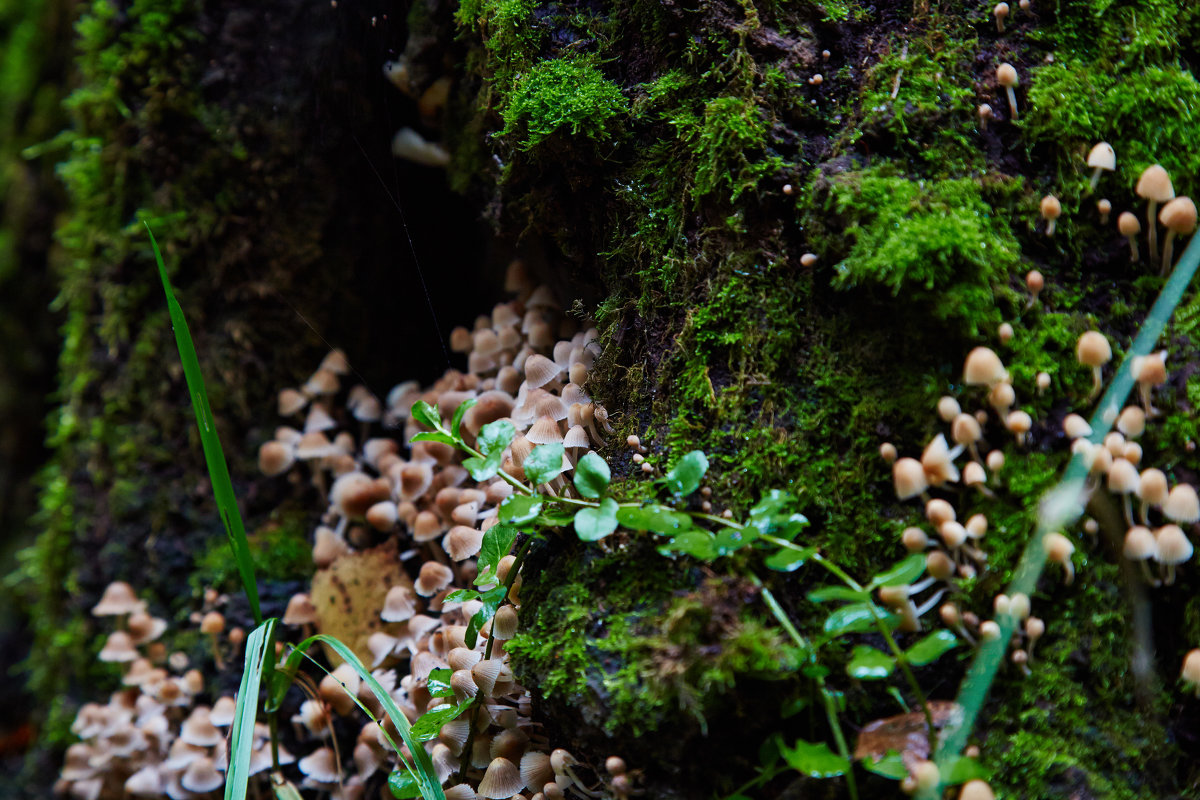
[272,634,446,800]
[225,619,277,800]
[924,234,1200,797]
[146,222,262,625]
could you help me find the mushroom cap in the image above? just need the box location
[963,347,1007,386]
[1062,413,1092,439]
[1132,352,1167,386]
[937,396,961,422]
[127,611,168,645]
[1123,526,1157,561]
[1138,468,1169,505]
[959,779,996,800]
[892,457,928,500]
[415,561,454,597]
[963,461,987,486]
[1075,331,1111,367]
[996,62,1018,87]
[1106,459,1140,495]
[1164,483,1200,523]
[1117,211,1141,236]
[1155,524,1193,565]
[1086,142,1116,171]
[1117,406,1146,438]
[299,746,341,783]
[522,354,560,388]
[479,757,524,799]
[1025,270,1044,292]
[1005,410,1032,435]
[99,631,139,662]
[925,498,956,526]
[92,581,145,616]
[181,756,225,793]
[1182,649,1200,684]
[1136,164,1175,202]
[1040,195,1061,219]
[381,585,418,622]
[180,707,222,747]
[921,434,961,486]
[1159,196,1197,234]
[1044,532,1075,561]
[445,525,485,561]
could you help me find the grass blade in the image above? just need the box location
[924,234,1200,796]
[226,619,277,800]
[271,634,446,800]
[146,222,262,625]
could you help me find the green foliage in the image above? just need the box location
[1024,60,1200,199]
[499,56,629,151]
[819,168,1021,335]
[670,95,783,202]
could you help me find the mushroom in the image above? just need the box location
[1075,331,1111,401]
[1123,525,1159,586]
[1131,351,1167,415]
[1136,164,1174,260]
[1137,468,1169,523]
[1025,269,1044,308]
[963,346,1007,387]
[1181,650,1200,696]
[996,63,1019,119]
[1044,532,1076,584]
[1158,196,1196,273]
[994,1,1009,31]
[978,103,994,131]
[1118,211,1141,262]
[1097,198,1111,225]
[1106,459,1140,525]
[1085,143,1115,193]
[1156,524,1193,585]
[1040,194,1061,236]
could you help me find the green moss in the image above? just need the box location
[810,166,1022,336]
[985,563,1179,800]
[1024,61,1200,200]
[508,542,803,737]
[191,509,312,592]
[670,95,783,202]
[499,55,629,151]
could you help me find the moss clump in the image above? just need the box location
[191,509,312,593]
[812,166,1022,336]
[670,95,783,202]
[1024,62,1200,200]
[499,56,629,152]
[507,539,802,739]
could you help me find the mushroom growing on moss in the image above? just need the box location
[1118,211,1141,262]
[1136,164,1174,260]
[1085,142,1115,194]
[996,63,1019,119]
[1158,195,1196,274]
[1040,195,1061,236]
[1075,331,1111,401]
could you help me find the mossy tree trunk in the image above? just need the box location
[11,0,1200,798]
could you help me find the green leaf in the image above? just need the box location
[450,397,477,440]
[660,450,709,496]
[575,497,619,541]
[617,504,692,533]
[410,430,459,447]
[524,443,565,486]
[475,525,519,586]
[846,645,896,679]
[905,629,959,666]
[465,609,484,649]
[427,668,454,698]
[868,553,927,589]
[443,589,480,604]
[942,755,989,784]
[863,751,907,780]
[713,525,759,555]
[225,619,276,800]
[748,489,809,540]
[411,702,471,742]
[765,546,816,572]
[657,530,718,561]
[463,451,503,482]
[807,586,869,603]
[388,769,422,799]
[477,419,515,456]
[271,778,303,800]
[780,738,850,778]
[823,603,883,636]
[498,494,542,526]
[573,452,611,499]
[410,400,443,431]
[150,224,261,625]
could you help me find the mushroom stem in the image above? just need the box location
[1127,235,1140,262]
[1045,218,1056,236]
[1088,366,1103,402]
[1123,495,1134,528]
[1088,167,1104,193]
[1163,562,1177,586]
[1147,200,1159,260]
[1139,559,1160,587]
[1161,229,1179,275]
[1005,86,1018,120]
[1139,383,1159,417]
[209,634,224,671]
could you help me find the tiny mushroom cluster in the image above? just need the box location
[260,260,629,799]
[57,583,277,800]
